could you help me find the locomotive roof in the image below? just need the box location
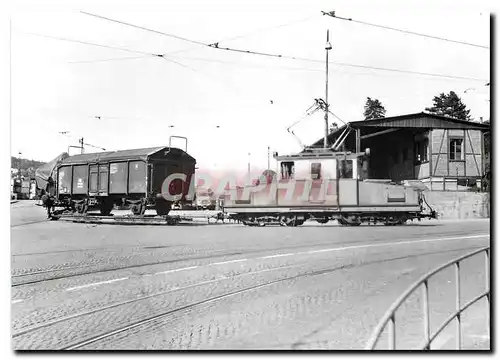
[274,150,365,161]
[60,146,195,164]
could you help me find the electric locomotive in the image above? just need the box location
[223,147,436,226]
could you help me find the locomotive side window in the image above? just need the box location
[311,162,321,180]
[338,160,353,179]
[281,161,295,179]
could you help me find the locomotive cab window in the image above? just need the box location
[280,161,295,179]
[414,138,429,164]
[311,162,321,180]
[338,160,353,179]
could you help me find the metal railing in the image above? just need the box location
[365,246,490,350]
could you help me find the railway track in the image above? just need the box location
[11,250,248,286]
[51,210,229,226]
[12,230,486,286]
[11,219,51,228]
[12,246,483,350]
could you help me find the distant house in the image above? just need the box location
[309,112,490,191]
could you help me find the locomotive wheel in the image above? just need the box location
[284,217,304,227]
[384,216,407,226]
[294,219,305,226]
[316,217,329,224]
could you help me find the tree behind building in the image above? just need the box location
[363,97,387,120]
[425,91,472,120]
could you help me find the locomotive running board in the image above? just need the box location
[223,205,422,213]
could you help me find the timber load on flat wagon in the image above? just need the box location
[223,148,437,226]
[35,136,195,218]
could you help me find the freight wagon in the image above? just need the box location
[35,137,196,216]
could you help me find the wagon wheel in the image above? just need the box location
[316,217,329,224]
[339,215,361,226]
[75,202,88,214]
[100,199,114,216]
[155,200,172,216]
[166,217,179,226]
[131,203,146,216]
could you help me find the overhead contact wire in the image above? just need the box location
[322,10,489,49]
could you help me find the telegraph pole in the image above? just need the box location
[267,146,270,169]
[18,152,22,181]
[248,152,251,185]
[324,30,332,149]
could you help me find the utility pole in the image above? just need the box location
[18,152,22,181]
[324,29,332,149]
[267,146,270,169]
[248,152,251,185]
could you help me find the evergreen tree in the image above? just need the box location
[363,97,387,120]
[425,91,472,120]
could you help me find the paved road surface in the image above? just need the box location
[11,202,490,350]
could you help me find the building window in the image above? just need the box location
[281,161,295,179]
[311,162,321,180]
[449,138,464,161]
[414,139,428,164]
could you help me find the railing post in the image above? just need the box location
[422,280,430,350]
[485,249,490,339]
[388,314,396,350]
[455,262,461,349]
[366,247,489,351]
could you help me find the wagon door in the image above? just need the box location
[89,165,99,195]
[72,165,88,195]
[98,165,109,195]
[128,161,147,194]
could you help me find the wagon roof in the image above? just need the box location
[60,146,195,164]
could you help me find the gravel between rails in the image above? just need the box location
[12,246,481,350]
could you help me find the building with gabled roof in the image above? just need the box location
[309,112,490,191]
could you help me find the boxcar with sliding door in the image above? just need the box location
[52,143,195,216]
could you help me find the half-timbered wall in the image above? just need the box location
[430,129,483,178]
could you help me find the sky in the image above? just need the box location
[8,0,492,178]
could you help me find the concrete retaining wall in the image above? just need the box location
[423,190,490,219]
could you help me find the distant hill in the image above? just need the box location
[11,156,45,178]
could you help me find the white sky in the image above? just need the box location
[9,0,491,177]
